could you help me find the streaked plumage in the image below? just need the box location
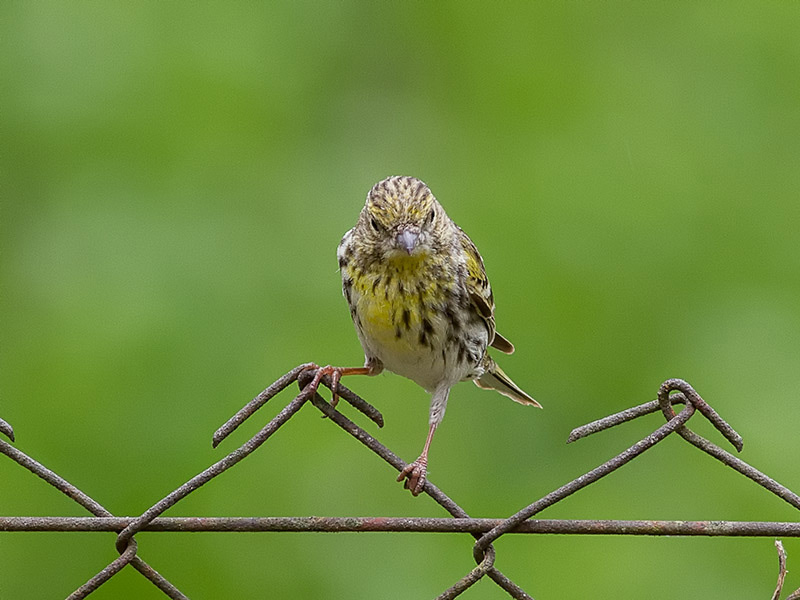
[336,175,539,495]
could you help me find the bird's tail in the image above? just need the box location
[474,356,541,408]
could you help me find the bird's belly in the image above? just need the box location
[353,288,485,392]
[355,297,441,390]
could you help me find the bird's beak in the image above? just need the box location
[396,229,420,255]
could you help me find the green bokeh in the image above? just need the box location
[3,3,799,598]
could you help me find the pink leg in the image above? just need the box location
[397,422,438,496]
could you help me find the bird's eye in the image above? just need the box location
[426,208,435,225]
[370,216,381,232]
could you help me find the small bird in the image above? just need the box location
[314,176,540,496]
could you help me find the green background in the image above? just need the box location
[3,2,800,598]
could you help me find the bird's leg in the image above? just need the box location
[397,422,438,496]
[303,360,381,408]
[398,384,449,496]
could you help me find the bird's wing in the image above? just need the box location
[458,228,515,354]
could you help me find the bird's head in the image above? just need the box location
[358,176,448,260]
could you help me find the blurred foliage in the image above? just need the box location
[2,2,800,599]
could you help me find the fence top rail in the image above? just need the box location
[2,516,800,537]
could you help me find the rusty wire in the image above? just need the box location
[2,368,800,599]
[0,429,185,598]
[3,516,800,536]
[775,541,800,600]
[0,416,13,442]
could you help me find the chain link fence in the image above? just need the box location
[2,367,800,599]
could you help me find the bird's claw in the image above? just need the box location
[302,364,343,408]
[397,457,428,496]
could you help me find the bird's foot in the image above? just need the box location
[302,364,375,409]
[397,456,428,496]
[301,364,344,407]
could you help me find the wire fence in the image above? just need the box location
[2,366,800,599]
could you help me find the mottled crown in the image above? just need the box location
[365,176,437,227]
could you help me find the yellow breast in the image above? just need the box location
[350,253,443,354]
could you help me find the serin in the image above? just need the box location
[310,175,540,496]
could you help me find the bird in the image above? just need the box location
[309,175,540,496]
